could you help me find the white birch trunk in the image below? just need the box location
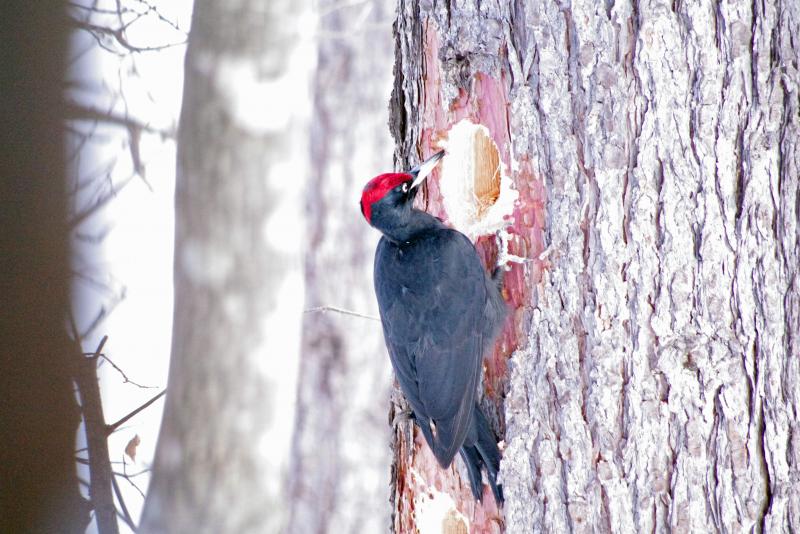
[139,1,312,532]
[390,0,800,532]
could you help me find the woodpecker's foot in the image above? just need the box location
[494,229,532,273]
[392,409,415,428]
[491,266,506,292]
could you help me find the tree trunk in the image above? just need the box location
[139,0,311,531]
[390,0,799,532]
[287,1,395,533]
[0,2,89,532]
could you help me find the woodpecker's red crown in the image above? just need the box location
[360,172,412,223]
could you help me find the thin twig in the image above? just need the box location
[111,472,136,530]
[117,475,145,500]
[114,466,150,478]
[133,0,186,34]
[116,510,137,532]
[91,335,109,359]
[107,390,166,433]
[120,456,146,499]
[68,2,121,15]
[76,458,130,466]
[96,353,159,389]
[304,306,380,321]
[69,16,186,53]
[79,293,125,341]
[64,102,175,138]
[68,309,82,343]
[68,174,132,228]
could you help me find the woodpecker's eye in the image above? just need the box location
[401,182,409,193]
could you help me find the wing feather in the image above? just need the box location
[375,230,487,467]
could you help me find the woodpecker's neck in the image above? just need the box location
[372,205,444,243]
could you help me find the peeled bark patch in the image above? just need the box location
[390,9,548,531]
[439,119,517,239]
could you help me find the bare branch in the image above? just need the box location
[70,268,122,296]
[90,335,109,360]
[68,14,186,54]
[74,226,115,245]
[131,0,186,35]
[74,335,119,534]
[119,457,147,499]
[68,308,82,343]
[118,474,145,500]
[76,457,130,466]
[77,291,125,341]
[107,390,166,433]
[96,353,159,389]
[64,101,174,138]
[111,474,136,530]
[68,2,121,16]
[67,174,133,229]
[114,467,151,478]
[304,305,380,321]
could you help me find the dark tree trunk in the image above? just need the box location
[0,2,89,533]
[390,0,800,531]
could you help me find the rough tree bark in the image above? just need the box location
[139,0,311,532]
[287,1,395,533]
[390,0,799,532]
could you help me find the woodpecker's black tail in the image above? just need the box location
[459,403,503,504]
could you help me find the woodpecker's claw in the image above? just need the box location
[392,409,415,428]
[495,229,532,272]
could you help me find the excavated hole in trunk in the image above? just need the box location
[473,127,501,217]
[438,119,517,239]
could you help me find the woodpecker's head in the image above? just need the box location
[360,151,444,234]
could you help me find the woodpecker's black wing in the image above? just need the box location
[374,228,488,468]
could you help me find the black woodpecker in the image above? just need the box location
[360,150,506,503]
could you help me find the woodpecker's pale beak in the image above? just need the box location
[409,150,445,190]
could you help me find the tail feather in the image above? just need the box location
[460,404,503,504]
[459,446,484,499]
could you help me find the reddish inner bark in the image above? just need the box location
[394,23,548,533]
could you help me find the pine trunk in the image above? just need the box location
[390,1,800,532]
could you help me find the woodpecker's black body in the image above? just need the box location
[360,151,506,503]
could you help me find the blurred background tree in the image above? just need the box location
[0,2,89,532]
[139,0,394,532]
